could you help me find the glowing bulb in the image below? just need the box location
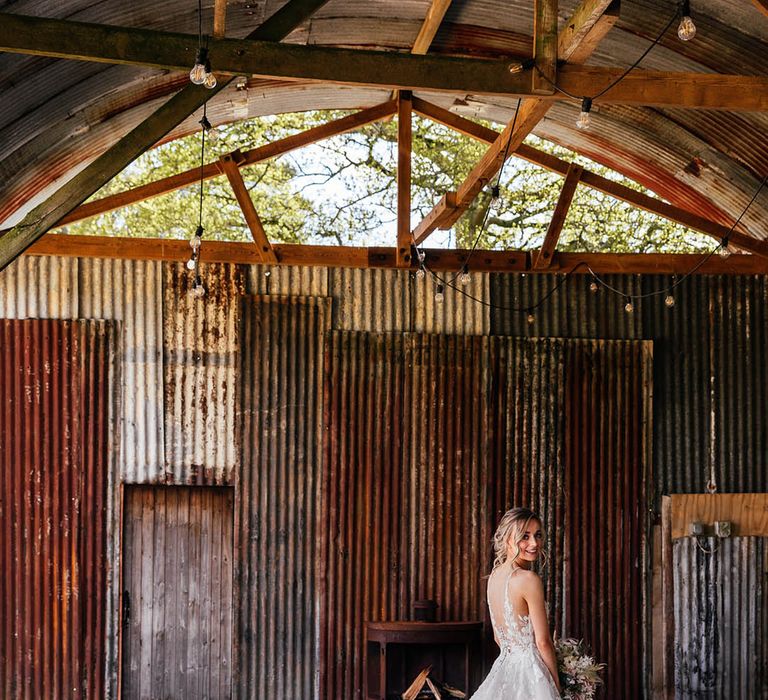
[189,279,206,299]
[204,71,217,90]
[186,257,197,271]
[526,313,535,325]
[677,15,696,41]
[416,267,426,280]
[508,61,524,74]
[589,281,599,293]
[190,47,209,85]
[435,284,445,304]
[624,299,634,314]
[665,294,675,308]
[189,236,202,252]
[718,243,731,258]
[190,62,207,85]
[459,267,471,286]
[576,97,593,130]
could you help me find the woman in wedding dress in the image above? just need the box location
[471,507,562,699]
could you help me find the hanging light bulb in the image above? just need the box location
[435,284,445,304]
[589,281,599,293]
[190,47,209,85]
[665,294,675,308]
[624,298,634,314]
[576,97,592,130]
[459,265,471,286]
[186,256,197,271]
[189,276,206,299]
[677,0,696,41]
[718,238,731,258]
[508,61,524,74]
[203,70,217,90]
[199,115,219,144]
[416,266,426,280]
[526,312,535,325]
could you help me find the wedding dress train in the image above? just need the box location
[470,568,560,699]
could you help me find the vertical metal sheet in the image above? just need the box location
[329,267,412,332]
[490,273,643,338]
[642,275,768,501]
[488,338,565,616]
[78,258,165,482]
[0,319,112,699]
[414,272,490,335]
[0,255,79,319]
[121,486,234,700]
[246,263,330,297]
[321,331,493,699]
[564,340,652,699]
[673,536,767,697]
[163,262,244,484]
[237,295,331,700]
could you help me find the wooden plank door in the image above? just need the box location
[121,486,233,699]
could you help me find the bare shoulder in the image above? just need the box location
[515,569,544,593]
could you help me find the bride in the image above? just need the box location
[471,507,562,699]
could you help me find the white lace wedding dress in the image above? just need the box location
[470,568,561,699]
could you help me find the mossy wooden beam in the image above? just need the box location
[0,0,331,270]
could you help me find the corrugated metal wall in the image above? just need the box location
[163,262,244,484]
[321,332,650,699]
[673,536,767,697]
[0,319,113,699]
[237,295,331,700]
[488,338,565,611]
[1,256,767,699]
[564,341,653,699]
[321,332,493,699]
[492,273,768,501]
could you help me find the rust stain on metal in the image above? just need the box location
[0,319,111,699]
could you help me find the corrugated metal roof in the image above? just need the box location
[0,0,765,246]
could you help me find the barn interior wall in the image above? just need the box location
[1,256,766,699]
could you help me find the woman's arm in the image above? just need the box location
[521,572,562,695]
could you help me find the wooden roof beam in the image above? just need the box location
[213,0,228,38]
[412,0,454,53]
[397,92,413,267]
[412,97,768,258]
[2,12,767,110]
[22,234,768,275]
[534,162,582,269]
[219,151,277,263]
[533,0,558,95]
[412,0,619,244]
[57,100,398,227]
[0,0,332,271]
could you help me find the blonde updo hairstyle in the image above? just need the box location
[492,507,547,572]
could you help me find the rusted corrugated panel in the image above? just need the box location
[564,340,652,699]
[330,267,412,331]
[414,272,490,334]
[163,262,244,484]
[78,258,165,482]
[237,295,331,700]
[642,275,768,500]
[0,319,112,699]
[321,332,493,699]
[673,536,767,697]
[490,273,643,338]
[121,486,234,700]
[488,338,565,617]
[246,263,329,296]
[0,255,79,318]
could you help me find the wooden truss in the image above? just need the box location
[1,0,766,272]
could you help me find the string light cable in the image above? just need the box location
[421,171,768,318]
[186,103,210,298]
[532,10,679,129]
[415,98,523,290]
